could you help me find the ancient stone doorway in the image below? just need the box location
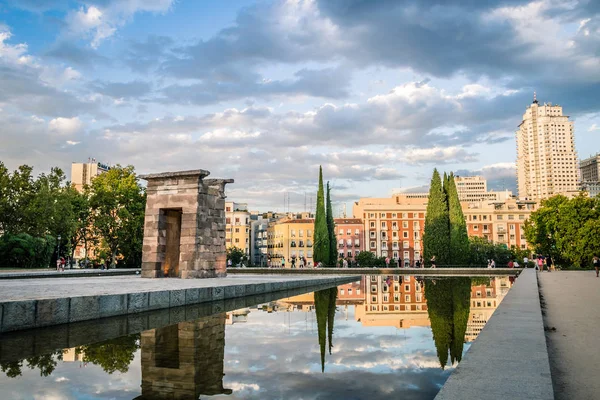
[154,324,180,369]
[163,209,182,278]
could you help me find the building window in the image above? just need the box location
[403,231,408,238]
[405,295,411,302]
[370,222,375,228]
[370,241,376,249]
[403,221,408,228]
[299,230,304,237]
[403,241,409,249]
[355,229,360,235]
[307,230,312,237]
[339,228,344,235]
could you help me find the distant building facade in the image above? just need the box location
[335,218,365,263]
[70,159,111,192]
[516,97,579,200]
[353,194,537,264]
[267,218,314,267]
[225,202,251,257]
[580,153,600,197]
[454,176,512,202]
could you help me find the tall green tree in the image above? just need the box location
[524,194,600,268]
[423,169,450,266]
[89,165,146,268]
[326,182,337,267]
[445,173,470,266]
[313,166,329,266]
[78,334,140,374]
[66,186,94,263]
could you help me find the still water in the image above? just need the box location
[0,275,514,400]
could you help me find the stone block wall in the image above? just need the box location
[140,170,233,279]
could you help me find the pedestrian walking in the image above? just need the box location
[537,256,544,271]
[60,257,66,272]
[415,258,421,268]
[291,257,296,269]
[491,259,496,269]
[430,256,436,269]
[523,256,529,268]
[56,258,61,272]
[342,259,348,269]
[419,257,424,268]
[227,258,232,269]
[593,255,600,277]
[508,260,514,269]
[487,259,492,269]
[281,257,285,268]
[385,257,390,268]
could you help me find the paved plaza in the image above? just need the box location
[539,271,600,400]
[0,274,351,302]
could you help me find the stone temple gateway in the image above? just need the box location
[140,170,233,279]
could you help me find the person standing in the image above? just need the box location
[487,259,492,269]
[537,256,544,272]
[508,260,514,269]
[227,258,232,269]
[415,258,421,268]
[430,256,436,269]
[523,255,529,268]
[593,256,600,277]
[291,257,296,269]
[281,257,285,268]
[419,257,424,268]
[343,258,348,269]
[491,259,496,269]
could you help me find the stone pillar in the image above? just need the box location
[138,315,232,399]
[140,170,233,278]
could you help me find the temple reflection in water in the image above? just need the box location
[135,314,232,399]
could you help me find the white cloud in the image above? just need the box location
[588,123,600,132]
[49,117,83,135]
[64,1,174,48]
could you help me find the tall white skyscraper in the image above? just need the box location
[516,95,579,200]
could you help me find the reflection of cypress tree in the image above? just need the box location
[314,287,338,372]
[327,286,338,355]
[450,278,472,364]
[426,278,472,369]
[426,279,453,368]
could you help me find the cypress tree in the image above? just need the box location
[326,182,337,267]
[313,166,329,266]
[314,289,329,372]
[423,169,450,266]
[446,173,470,266]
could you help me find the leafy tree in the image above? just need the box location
[79,334,140,374]
[0,350,63,378]
[313,166,329,266]
[89,165,146,268]
[0,233,55,268]
[524,194,600,268]
[326,182,337,267]
[66,186,94,263]
[0,360,23,378]
[446,174,470,266]
[355,251,376,267]
[227,246,247,266]
[467,236,511,267]
[423,169,450,266]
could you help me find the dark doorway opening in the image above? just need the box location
[163,209,182,278]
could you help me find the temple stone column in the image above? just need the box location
[140,170,233,278]
[138,315,232,399]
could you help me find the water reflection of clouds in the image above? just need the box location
[219,305,456,399]
[0,296,465,400]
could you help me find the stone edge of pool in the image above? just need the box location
[434,268,553,400]
[228,267,522,275]
[0,275,360,333]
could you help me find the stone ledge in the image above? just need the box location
[434,269,553,400]
[228,268,522,276]
[0,275,360,333]
[139,169,210,180]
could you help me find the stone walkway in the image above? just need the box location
[539,271,600,400]
[0,274,350,301]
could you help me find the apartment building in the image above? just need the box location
[70,159,111,192]
[225,202,251,256]
[353,194,427,266]
[267,218,315,267]
[516,96,579,200]
[334,218,365,261]
[580,153,600,197]
[455,176,512,202]
[463,198,537,250]
[354,193,537,263]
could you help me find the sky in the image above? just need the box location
[0,0,599,213]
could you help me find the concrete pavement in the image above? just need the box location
[0,274,359,332]
[539,271,600,400]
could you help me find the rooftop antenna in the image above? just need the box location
[533,91,538,104]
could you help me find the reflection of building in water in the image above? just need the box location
[274,280,366,313]
[62,348,84,362]
[355,275,429,329]
[137,315,232,399]
[337,279,365,304]
[465,277,513,342]
[226,309,250,325]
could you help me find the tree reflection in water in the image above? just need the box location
[314,286,338,372]
[425,277,471,369]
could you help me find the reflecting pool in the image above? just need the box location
[0,275,515,399]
